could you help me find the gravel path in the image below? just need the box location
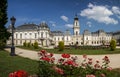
[5,47,120,69]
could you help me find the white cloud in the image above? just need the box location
[60,15,68,22]
[87,21,92,27]
[49,21,56,26]
[65,24,73,28]
[88,3,93,8]
[80,3,118,25]
[17,17,41,22]
[112,6,120,14]
[112,6,120,19]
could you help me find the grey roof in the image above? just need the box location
[113,31,120,35]
[51,31,64,36]
[91,29,105,35]
[39,22,49,29]
[15,24,38,31]
[83,29,91,35]
[64,29,71,35]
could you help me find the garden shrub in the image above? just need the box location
[110,39,116,51]
[23,41,27,47]
[58,41,64,51]
[33,41,39,49]
[27,42,31,47]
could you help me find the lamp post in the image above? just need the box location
[10,16,16,56]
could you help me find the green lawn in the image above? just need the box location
[18,46,120,55]
[0,50,38,77]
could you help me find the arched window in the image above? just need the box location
[76,31,78,35]
[76,22,77,26]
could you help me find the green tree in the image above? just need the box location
[110,39,116,51]
[33,41,39,49]
[58,41,64,51]
[0,0,10,50]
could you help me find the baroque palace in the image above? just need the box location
[7,15,120,47]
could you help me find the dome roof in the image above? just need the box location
[16,23,38,31]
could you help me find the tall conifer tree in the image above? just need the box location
[0,0,10,50]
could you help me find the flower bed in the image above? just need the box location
[37,50,113,77]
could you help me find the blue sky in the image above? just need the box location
[7,0,120,34]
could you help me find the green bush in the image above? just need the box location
[110,39,116,51]
[58,41,64,51]
[23,41,27,47]
[33,41,39,49]
[27,42,31,47]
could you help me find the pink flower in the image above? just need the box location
[106,67,112,71]
[83,54,87,59]
[100,74,105,77]
[53,66,64,75]
[96,60,99,63]
[88,58,92,61]
[94,64,101,69]
[86,74,96,77]
[61,53,70,58]
[88,61,92,65]
[103,56,110,63]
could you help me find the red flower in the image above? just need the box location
[63,59,78,67]
[9,70,28,77]
[40,50,46,54]
[61,53,70,58]
[40,57,50,62]
[50,53,53,57]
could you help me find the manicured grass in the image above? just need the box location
[0,50,38,77]
[18,46,120,55]
[46,48,120,55]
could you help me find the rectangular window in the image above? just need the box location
[46,32,47,38]
[35,33,37,38]
[20,33,22,39]
[16,34,18,39]
[20,40,22,44]
[41,32,43,38]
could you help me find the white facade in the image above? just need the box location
[7,15,120,47]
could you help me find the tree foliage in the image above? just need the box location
[0,0,10,50]
[58,41,64,51]
[110,39,116,51]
